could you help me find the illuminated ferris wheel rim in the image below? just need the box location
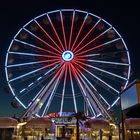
[5,9,131,118]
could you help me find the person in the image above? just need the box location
[108,135,112,140]
[41,136,44,140]
[24,137,27,140]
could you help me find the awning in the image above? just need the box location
[25,117,53,128]
[0,117,18,128]
[125,118,140,129]
[85,118,110,130]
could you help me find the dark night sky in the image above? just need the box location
[0,0,140,117]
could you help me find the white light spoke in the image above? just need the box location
[88,59,129,66]
[69,65,77,113]
[71,64,96,116]
[60,65,67,116]
[7,59,59,68]
[77,71,112,119]
[32,64,64,104]
[24,64,64,117]
[42,67,65,116]
[77,38,121,56]
[74,67,102,115]
[74,61,119,93]
[99,94,110,107]
[14,39,58,56]
[9,51,60,59]
[86,68,119,93]
[19,65,58,95]
[85,62,127,80]
[75,27,112,54]
[9,61,61,82]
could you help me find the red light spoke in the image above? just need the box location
[39,58,60,63]
[34,20,63,53]
[73,19,101,52]
[60,11,67,50]
[41,48,60,57]
[71,14,88,51]
[47,14,65,51]
[74,27,112,55]
[74,57,87,63]
[68,11,75,50]
[75,37,121,56]
[44,60,62,68]
[23,28,62,55]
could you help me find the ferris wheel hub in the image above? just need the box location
[62,50,74,62]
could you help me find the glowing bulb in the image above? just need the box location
[62,50,74,61]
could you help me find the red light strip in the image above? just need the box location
[71,14,88,51]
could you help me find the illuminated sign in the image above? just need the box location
[53,117,76,125]
[58,112,75,117]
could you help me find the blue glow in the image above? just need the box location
[62,50,74,61]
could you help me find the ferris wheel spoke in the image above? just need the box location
[60,64,68,116]
[78,50,128,60]
[77,73,112,119]
[14,39,59,56]
[19,64,59,96]
[99,94,110,109]
[8,51,61,59]
[23,28,62,54]
[31,63,64,104]
[73,18,101,52]
[75,37,121,56]
[72,64,110,109]
[71,13,88,51]
[75,53,101,58]
[87,59,130,66]
[74,69,102,115]
[68,64,77,113]
[24,63,64,116]
[8,60,61,82]
[72,64,114,119]
[68,10,75,50]
[78,66,111,109]
[74,27,112,54]
[73,60,119,94]
[34,19,63,53]
[7,58,60,68]
[75,66,97,92]
[75,60,128,80]
[71,64,96,116]
[60,11,67,50]
[47,14,65,51]
[42,65,65,116]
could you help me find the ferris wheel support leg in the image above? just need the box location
[21,64,64,119]
[72,64,116,122]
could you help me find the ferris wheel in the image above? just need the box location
[5,9,131,119]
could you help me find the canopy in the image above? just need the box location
[0,117,18,128]
[85,118,110,130]
[125,118,140,129]
[25,117,53,128]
